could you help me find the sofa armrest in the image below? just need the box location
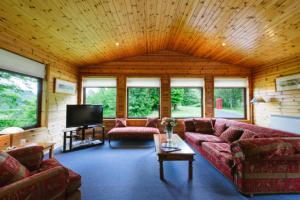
[7,146,44,171]
[0,166,68,200]
[231,137,300,163]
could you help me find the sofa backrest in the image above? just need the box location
[184,118,216,132]
[216,119,298,137]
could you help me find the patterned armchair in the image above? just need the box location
[0,146,81,200]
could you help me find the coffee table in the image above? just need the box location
[153,134,195,180]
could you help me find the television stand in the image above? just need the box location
[62,124,105,152]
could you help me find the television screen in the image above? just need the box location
[66,105,103,128]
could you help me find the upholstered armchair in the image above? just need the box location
[0,146,81,200]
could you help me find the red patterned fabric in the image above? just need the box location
[0,151,30,187]
[185,132,224,145]
[108,126,159,138]
[145,117,159,128]
[184,118,195,132]
[214,121,227,136]
[115,118,127,127]
[7,146,44,171]
[202,142,233,167]
[193,119,214,134]
[220,126,243,143]
[0,166,68,200]
[239,129,258,140]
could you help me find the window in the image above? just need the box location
[171,78,203,118]
[83,77,117,118]
[0,69,42,130]
[127,78,160,118]
[214,78,248,119]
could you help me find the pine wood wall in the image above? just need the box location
[0,32,78,146]
[253,58,300,127]
[80,51,252,136]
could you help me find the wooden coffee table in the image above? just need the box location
[154,134,195,180]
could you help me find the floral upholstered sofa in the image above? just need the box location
[184,118,300,195]
[0,146,81,200]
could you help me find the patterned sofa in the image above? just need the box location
[0,146,81,200]
[184,118,300,195]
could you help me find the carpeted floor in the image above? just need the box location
[55,140,300,200]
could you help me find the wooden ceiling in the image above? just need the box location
[0,0,300,67]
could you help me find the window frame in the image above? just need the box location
[126,86,161,119]
[83,86,117,119]
[170,86,204,118]
[0,68,43,130]
[214,87,247,120]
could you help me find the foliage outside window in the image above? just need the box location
[171,88,202,118]
[0,70,41,130]
[214,88,246,119]
[127,87,160,118]
[84,87,116,118]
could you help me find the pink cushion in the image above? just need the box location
[145,117,159,128]
[0,151,30,187]
[202,142,233,167]
[185,132,224,145]
[240,129,258,140]
[115,118,127,127]
[108,127,160,135]
[220,126,244,143]
[184,118,195,132]
[193,119,214,134]
[214,121,227,136]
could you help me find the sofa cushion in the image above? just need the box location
[184,118,195,132]
[0,151,30,187]
[185,132,224,145]
[202,142,233,167]
[240,129,258,140]
[38,159,81,195]
[145,117,159,128]
[115,118,127,127]
[193,119,214,134]
[214,121,227,136]
[107,127,160,135]
[220,126,244,143]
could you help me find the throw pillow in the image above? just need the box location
[239,129,258,140]
[0,151,30,187]
[184,118,195,132]
[115,118,126,127]
[145,117,159,128]
[193,119,214,134]
[220,126,244,143]
[214,122,227,136]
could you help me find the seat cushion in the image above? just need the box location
[145,117,159,128]
[184,118,195,132]
[202,142,233,167]
[214,121,227,136]
[107,127,160,135]
[0,151,30,187]
[185,132,224,146]
[38,159,81,195]
[193,119,214,134]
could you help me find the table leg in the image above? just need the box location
[189,160,193,180]
[63,132,66,152]
[102,126,105,144]
[49,144,54,159]
[159,159,164,180]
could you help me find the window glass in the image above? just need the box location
[0,70,41,130]
[214,88,246,119]
[84,87,117,118]
[171,88,202,118]
[127,87,160,118]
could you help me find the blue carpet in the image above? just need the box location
[55,141,300,200]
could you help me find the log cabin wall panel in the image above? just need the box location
[1,0,300,67]
[0,33,78,147]
[253,58,300,127]
[80,51,252,137]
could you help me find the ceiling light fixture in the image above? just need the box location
[222,42,226,46]
[115,42,119,46]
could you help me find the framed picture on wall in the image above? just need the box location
[276,73,300,92]
[55,78,76,94]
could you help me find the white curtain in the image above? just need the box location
[127,77,161,87]
[82,77,117,87]
[214,77,248,87]
[171,78,204,87]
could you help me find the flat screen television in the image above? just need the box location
[66,105,103,128]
